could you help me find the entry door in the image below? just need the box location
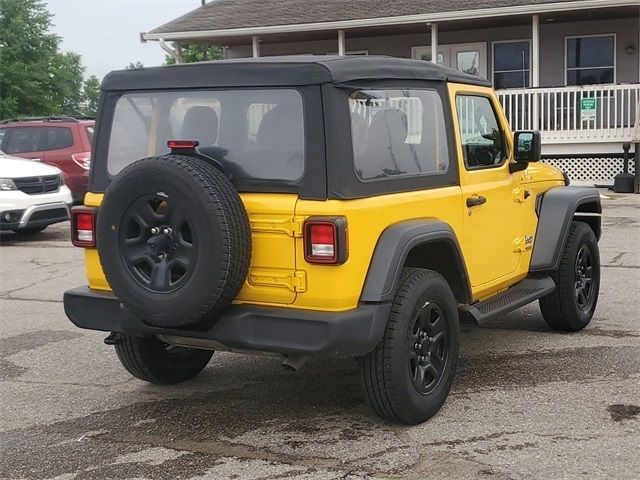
[412,43,487,79]
[451,90,525,288]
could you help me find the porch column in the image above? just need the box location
[338,30,346,56]
[532,15,540,88]
[252,36,260,58]
[532,15,540,130]
[430,23,438,64]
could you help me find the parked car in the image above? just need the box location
[64,57,601,424]
[0,116,94,203]
[0,150,72,233]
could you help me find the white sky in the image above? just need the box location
[45,0,204,80]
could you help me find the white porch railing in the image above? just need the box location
[497,84,640,145]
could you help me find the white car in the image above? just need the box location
[0,150,72,233]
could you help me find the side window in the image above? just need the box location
[349,89,450,182]
[4,128,40,154]
[41,127,73,151]
[455,95,506,169]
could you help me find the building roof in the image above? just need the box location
[101,55,491,91]
[147,0,618,39]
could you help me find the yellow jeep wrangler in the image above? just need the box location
[64,56,601,424]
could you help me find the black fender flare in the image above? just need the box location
[360,219,472,304]
[530,186,602,273]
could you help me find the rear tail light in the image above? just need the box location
[303,217,348,265]
[71,152,91,170]
[168,140,199,151]
[71,206,97,247]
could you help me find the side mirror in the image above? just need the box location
[510,131,541,173]
[514,131,541,163]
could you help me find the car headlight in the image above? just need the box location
[0,178,17,191]
[59,173,66,186]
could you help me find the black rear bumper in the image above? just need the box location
[63,286,391,356]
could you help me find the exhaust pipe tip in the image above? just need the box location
[281,355,306,372]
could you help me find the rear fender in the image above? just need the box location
[360,219,472,304]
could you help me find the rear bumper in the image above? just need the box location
[63,286,391,357]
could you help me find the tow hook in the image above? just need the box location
[103,332,123,345]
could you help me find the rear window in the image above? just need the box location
[107,89,305,181]
[2,127,73,154]
[349,89,450,182]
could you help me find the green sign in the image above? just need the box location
[581,98,597,122]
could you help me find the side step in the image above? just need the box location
[459,277,555,324]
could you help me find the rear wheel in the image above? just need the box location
[539,221,600,331]
[115,335,213,384]
[360,268,459,424]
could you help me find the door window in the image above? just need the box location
[455,95,506,169]
[41,127,73,150]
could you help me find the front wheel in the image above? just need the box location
[360,268,459,424]
[539,221,600,331]
[115,335,213,384]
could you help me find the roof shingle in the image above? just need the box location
[150,0,581,35]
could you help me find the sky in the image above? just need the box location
[45,0,204,80]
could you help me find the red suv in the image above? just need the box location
[0,116,94,203]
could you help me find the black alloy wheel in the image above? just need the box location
[120,193,197,293]
[408,300,449,395]
[574,244,595,312]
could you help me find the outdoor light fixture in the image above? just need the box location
[626,43,636,55]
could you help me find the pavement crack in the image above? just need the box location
[0,296,63,303]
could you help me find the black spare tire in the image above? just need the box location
[97,155,251,328]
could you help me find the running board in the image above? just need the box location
[459,277,555,324]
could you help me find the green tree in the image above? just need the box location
[49,51,85,114]
[125,61,144,70]
[81,75,101,117]
[0,0,86,118]
[165,43,224,65]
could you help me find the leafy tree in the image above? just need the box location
[0,0,86,119]
[125,61,144,70]
[81,75,101,117]
[165,43,224,65]
[49,51,85,115]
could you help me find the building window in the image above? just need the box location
[493,41,530,89]
[566,35,615,85]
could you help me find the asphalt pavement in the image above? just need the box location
[0,190,639,480]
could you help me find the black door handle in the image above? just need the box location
[466,195,487,207]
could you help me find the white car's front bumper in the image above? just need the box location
[0,186,73,231]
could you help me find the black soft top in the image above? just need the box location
[101,55,492,91]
